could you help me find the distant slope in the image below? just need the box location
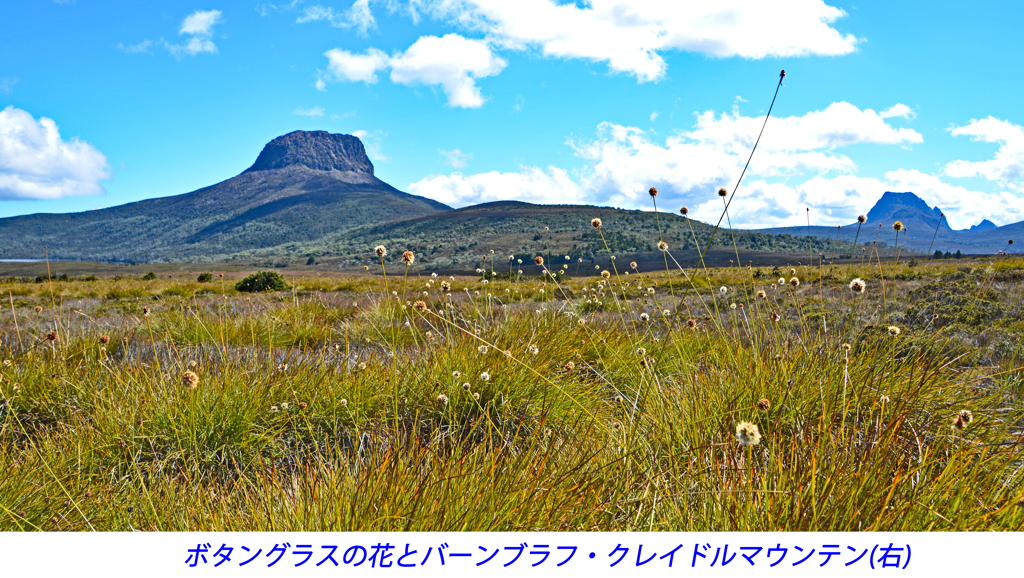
[0,131,449,263]
[244,201,838,270]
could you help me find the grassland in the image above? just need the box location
[2,246,1024,531]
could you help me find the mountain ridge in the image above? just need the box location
[0,131,1019,264]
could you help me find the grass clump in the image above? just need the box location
[235,270,289,293]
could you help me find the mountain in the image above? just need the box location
[0,131,449,262]
[759,191,1018,255]
[863,191,949,233]
[969,219,998,233]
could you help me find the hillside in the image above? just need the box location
[232,200,840,272]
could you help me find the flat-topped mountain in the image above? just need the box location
[0,131,449,262]
[245,131,375,175]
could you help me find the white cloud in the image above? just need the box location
[117,40,153,54]
[163,10,223,57]
[293,106,325,117]
[409,166,587,207]
[0,106,111,200]
[324,48,390,83]
[417,0,859,82]
[315,78,327,91]
[0,78,16,95]
[180,9,223,35]
[944,117,1024,191]
[351,129,389,162]
[880,103,915,119]
[649,111,659,122]
[299,1,376,35]
[323,34,506,108]
[439,148,471,168]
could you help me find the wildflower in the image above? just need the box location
[893,221,903,232]
[413,300,428,312]
[180,370,199,390]
[431,272,438,278]
[143,307,150,317]
[680,206,688,215]
[517,270,523,275]
[730,303,737,310]
[636,347,646,356]
[887,325,901,338]
[686,318,697,329]
[657,241,668,252]
[462,382,471,391]
[358,362,367,370]
[647,287,655,294]
[363,265,369,271]
[735,421,761,446]
[480,371,490,381]
[269,405,279,413]
[3,359,10,367]
[601,270,611,279]
[534,256,544,265]
[857,215,867,224]
[440,281,451,292]
[591,218,602,229]
[374,245,387,258]
[640,312,650,322]
[778,278,786,285]
[340,399,348,407]
[771,312,781,323]
[528,344,539,355]
[473,392,480,400]
[402,250,415,265]
[842,343,852,351]
[662,309,671,317]
[280,402,289,411]
[719,286,728,295]
[757,398,771,411]
[478,345,489,355]
[564,361,575,371]
[649,186,658,197]
[299,402,308,410]
[952,409,973,430]
[452,371,461,378]
[756,290,766,299]
[630,261,637,269]
[849,278,866,293]
[789,277,800,287]
[437,394,449,406]
[790,268,797,275]
[34,305,43,313]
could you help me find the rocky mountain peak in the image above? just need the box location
[864,191,948,231]
[244,130,374,175]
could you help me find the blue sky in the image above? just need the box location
[2,0,1023,229]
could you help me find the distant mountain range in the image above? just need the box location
[0,131,1017,265]
[763,191,1019,256]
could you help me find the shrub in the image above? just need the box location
[142,272,157,280]
[235,271,289,293]
[197,273,213,283]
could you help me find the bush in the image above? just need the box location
[197,273,213,283]
[142,272,157,281]
[235,271,289,293]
